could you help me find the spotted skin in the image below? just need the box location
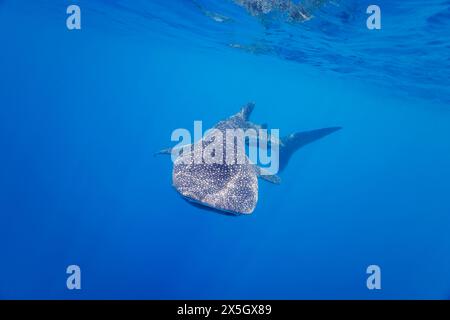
[172,103,259,215]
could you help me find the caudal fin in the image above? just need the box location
[279,127,342,172]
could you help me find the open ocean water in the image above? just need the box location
[0,0,449,299]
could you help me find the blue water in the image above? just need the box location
[0,0,449,299]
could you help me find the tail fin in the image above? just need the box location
[279,127,342,172]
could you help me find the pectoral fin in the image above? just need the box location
[256,166,281,185]
[259,174,281,185]
[154,148,173,156]
[155,144,193,157]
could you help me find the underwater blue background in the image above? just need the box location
[0,0,449,299]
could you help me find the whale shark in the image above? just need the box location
[233,0,330,22]
[156,103,341,215]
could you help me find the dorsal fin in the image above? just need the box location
[238,102,255,121]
